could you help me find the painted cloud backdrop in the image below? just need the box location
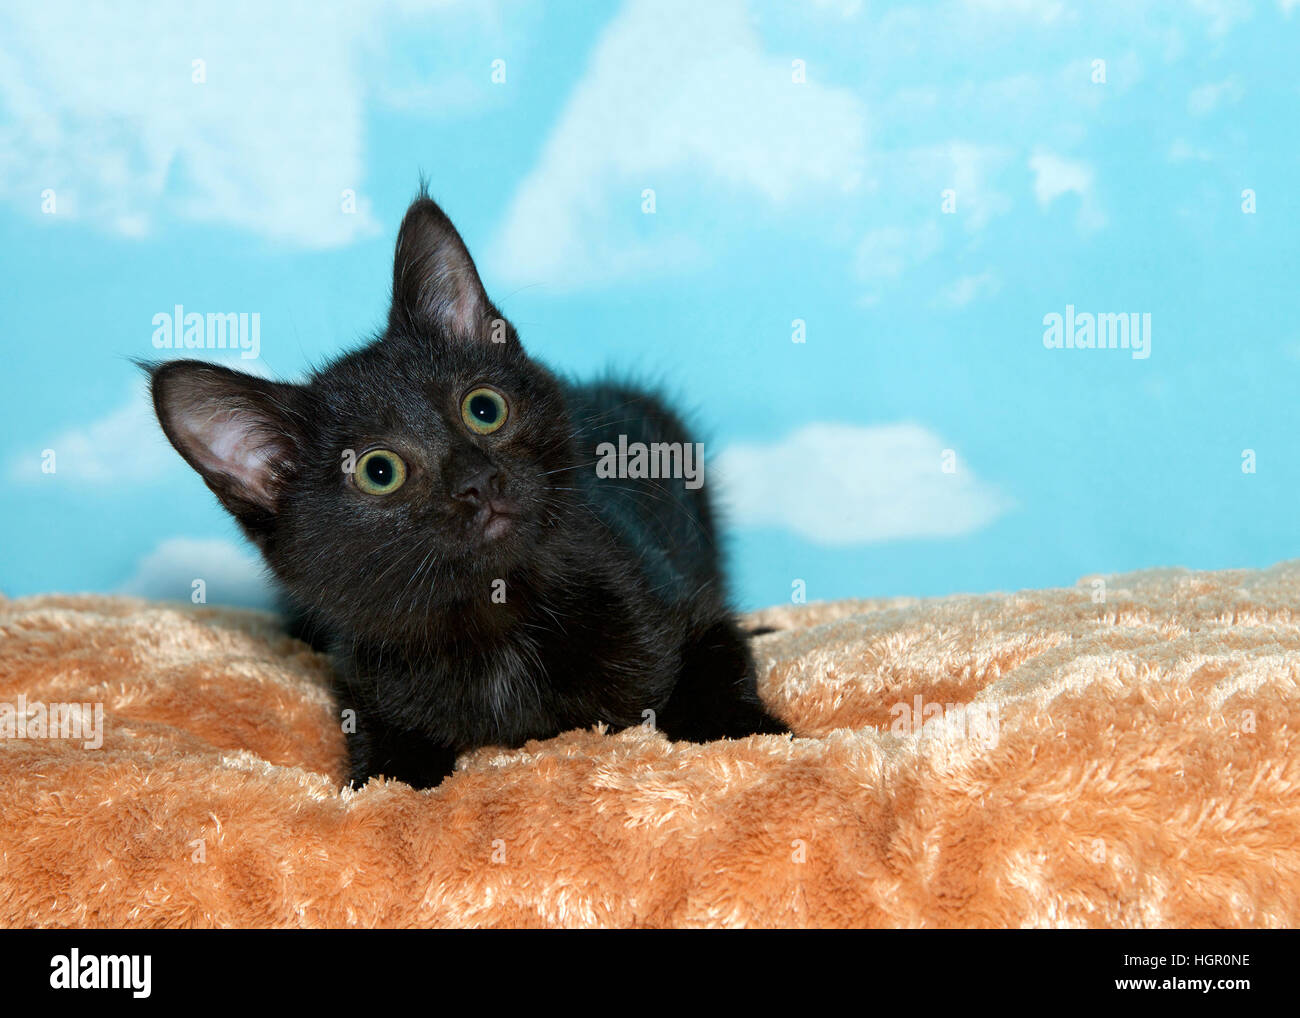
[1,0,1297,609]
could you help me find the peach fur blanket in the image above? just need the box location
[1,561,1298,928]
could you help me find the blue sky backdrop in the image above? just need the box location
[1,0,1297,611]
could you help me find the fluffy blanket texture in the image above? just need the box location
[1,562,1298,928]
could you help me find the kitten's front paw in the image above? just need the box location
[657,618,790,742]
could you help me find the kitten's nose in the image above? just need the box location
[451,466,502,508]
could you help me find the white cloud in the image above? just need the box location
[960,0,1068,23]
[1187,76,1244,116]
[1028,150,1106,232]
[1028,151,1091,204]
[488,0,866,290]
[901,142,1014,232]
[0,2,378,246]
[7,384,175,484]
[1188,0,1253,36]
[713,422,1013,545]
[119,536,274,608]
[805,0,866,15]
[852,161,1011,305]
[853,222,942,294]
[0,1,513,248]
[849,141,1012,302]
[1168,138,1213,163]
[940,270,1002,308]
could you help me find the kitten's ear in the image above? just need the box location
[147,360,308,539]
[389,194,507,343]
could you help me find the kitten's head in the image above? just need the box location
[148,193,578,638]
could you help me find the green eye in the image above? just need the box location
[355,449,407,495]
[461,387,508,435]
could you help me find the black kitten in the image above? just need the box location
[147,192,786,790]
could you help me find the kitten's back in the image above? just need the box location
[565,381,722,608]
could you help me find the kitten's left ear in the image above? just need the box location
[389,193,511,345]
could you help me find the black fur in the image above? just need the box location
[146,191,786,789]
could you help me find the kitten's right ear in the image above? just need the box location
[388,192,509,345]
[146,360,308,540]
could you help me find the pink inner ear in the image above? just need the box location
[414,259,486,339]
[448,275,487,337]
[179,405,283,508]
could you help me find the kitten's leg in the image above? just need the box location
[657,617,788,742]
[343,704,460,791]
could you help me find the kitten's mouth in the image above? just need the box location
[476,504,520,541]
